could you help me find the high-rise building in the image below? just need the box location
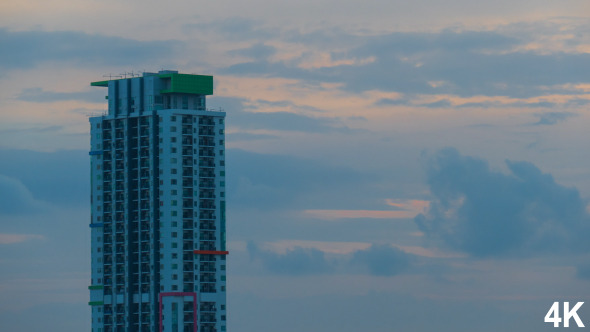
[88,70,227,332]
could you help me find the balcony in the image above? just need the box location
[199,283,216,293]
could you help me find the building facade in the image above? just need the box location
[89,71,227,332]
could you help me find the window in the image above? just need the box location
[171,158,177,164]
[172,221,177,227]
[220,192,225,198]
[219,150,224,156]
[172,253,178,259]
[220,171,225,176]
[171,211,177,216]
[172,243,177,248]
[171,190,177,195]
[220,160,225,166]
[221,315,226,321]
[172,264,178,269]
[219,139,224,145]
[172,274,178,280]
[171,168,177,174]
[171,147,177,153]
[97,123,101,129]
[171,116,176,121]
[172,232,177,238]
[221,275,226,281]
[220,181,225,187]
[221,286,226,291]
[170,126,177,132]
[221,265,226,271]
[219,119,224,124]
[171,137,177,143]
[219,129,224,134]
[171,200,177,206]
[221,305,226,310]
[171,179,177,185]
[172,285,178,290]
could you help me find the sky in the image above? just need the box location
[1,0,590,331]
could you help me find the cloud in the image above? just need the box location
[182,17,276,41]
[0,28,183,69]
[227,148,371,209]
[532,112,576,125]
[304,200,429,220]
[248,242,414,276]
[351,244,412,276]
[0,149,89,207]
[420,99,453,108]
[415,148,590,257]
[228,43,276,59]
[0,233,45,245]
[0,174,48,215]
[247,241,334,275]
[220,27,590,98]
[212,96,354,133]
[374,98,410,106]
[17,88,105,103]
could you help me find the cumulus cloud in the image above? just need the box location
[351,244,412,276]
[415,148,590,257]
[248,242,414,276]
[247,242,335,275]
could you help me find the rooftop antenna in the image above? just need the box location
[104,73,122,80]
